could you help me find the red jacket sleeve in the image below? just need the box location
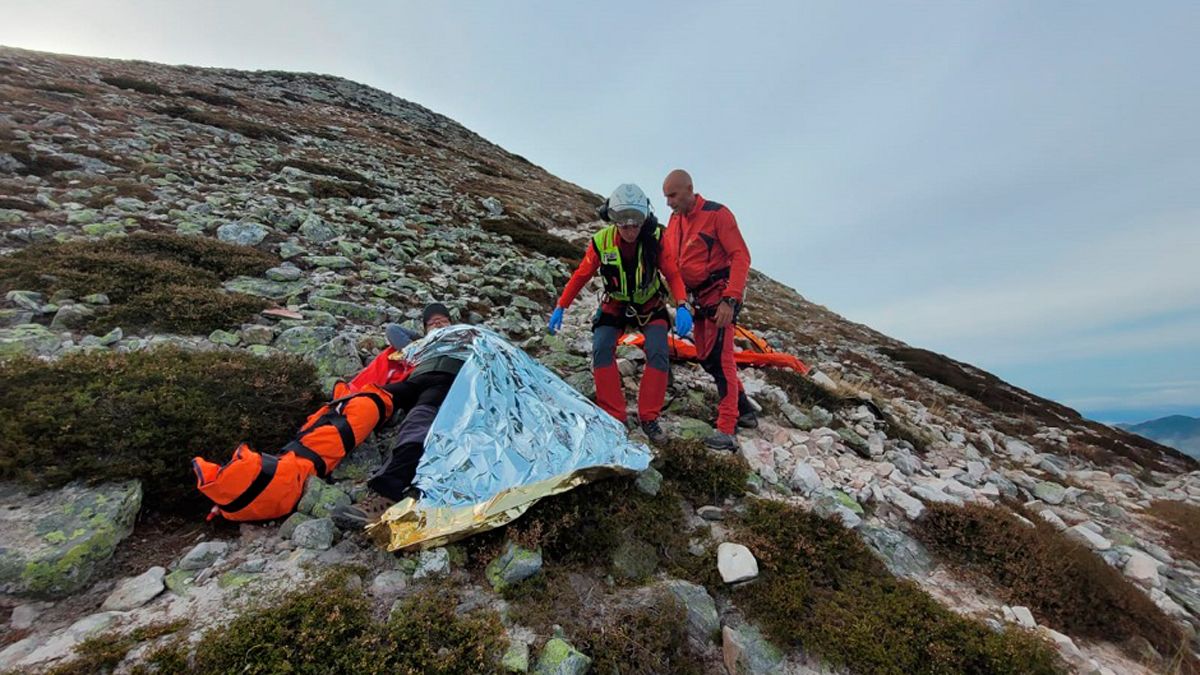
[716,209,751,300]
[556,242,600,310]
[657,242,687,306]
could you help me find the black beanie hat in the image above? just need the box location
[422,302,451,328]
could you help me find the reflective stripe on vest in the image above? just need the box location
[592,225,663,305]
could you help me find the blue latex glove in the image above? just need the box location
[674,304,693,337]
[548,307,565,335]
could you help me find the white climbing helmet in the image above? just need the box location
[607,183,650,226]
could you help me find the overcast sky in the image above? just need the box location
[4,0,1198,423]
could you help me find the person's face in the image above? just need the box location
[425,314,451,331]
[616,222,641,243]
[663,178,694,214]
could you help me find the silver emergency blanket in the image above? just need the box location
[367,325,652,550]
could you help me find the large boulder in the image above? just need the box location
[0,480,142,597]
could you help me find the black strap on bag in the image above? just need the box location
[218,454,279,514]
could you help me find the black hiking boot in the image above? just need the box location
[640,419,669,444]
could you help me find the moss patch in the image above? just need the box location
[100,75,171,96]
[192,572,504,674]
[764,368,843,412]
[506,570,704,675]
[0,232,277,334]
[734,499,1063,675]
[654,437,748,504]
[46,619,188,675]
[481,216,580,261]
[0,346,322,514]
[159,104,290,142]
[1145,500,1200,564]
[915,502,1197,673]
[310,178,379,200]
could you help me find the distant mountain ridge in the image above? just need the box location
[1120,415,1200,459]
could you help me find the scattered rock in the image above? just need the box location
[722,623,784,675]
[0,480,142,597]
[533,636,590,675]
[413,547,451,580]
[178,540,229,570]
[662,579,720,645]
[292,517,336,550]
[717,542,759,583]
[486,541,543,591]
[101,566,166,611]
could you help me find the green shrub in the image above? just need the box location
[181,89,241,107]
[915,502,1197,672]
[353,586,505,674]
[310,178,379,200]
[0,347,323,514]
[192,571,376,674]
[46,620,188,675]
[733,499,1063,675]
[158,104,290,141]
[1146,500,1200,564]
[274,158,368,183]
[481,217,581,261]
[764,368,843,411]
[506,572,703,675]
[654,437,748,504]
[192,572,504,674]
[97,284,269,334]
[0,232,278,335]
[100,75,170,96]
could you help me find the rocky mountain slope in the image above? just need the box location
[0,46,1198,675]
[1121,416,1200,460]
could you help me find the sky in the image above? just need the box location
[3,1,1198,424]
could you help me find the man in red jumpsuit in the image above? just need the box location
[662,170,756,451]
[548,184,692,443]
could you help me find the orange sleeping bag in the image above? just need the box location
[193,381,395,521]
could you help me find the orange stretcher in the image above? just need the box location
[618,325,809,375]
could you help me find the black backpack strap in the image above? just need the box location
[284,441,329,478]
[218,454,279,514]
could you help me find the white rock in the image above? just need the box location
[101,566,166,611]
[883,486,926,520]
[9,604,43,631]
[717,542,759,583]
[1123,551,1161,587]
[17,612,123,667]
[1036,509,1068,531]
[178,540,229,570]
[1011,605,1037,628]
[910,484,962,506]
[1004,438,1037,462]
[788,462,822,495]
[1065,524,1111,551]
[809,371,838,391]
[413,547,451,580]
[1038,626,1084,662]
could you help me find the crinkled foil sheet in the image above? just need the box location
[367,326,651,551]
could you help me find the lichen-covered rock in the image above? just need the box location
[485,541,543,591]
[722,623,785,674]
[0,324,61,358]
[502,639,530,673]
[0,480,141,597]
[662,579,720,644]
[292,517,336,550]
[533,637,591,675]
[296,477,351,518]
[178,540,229,570]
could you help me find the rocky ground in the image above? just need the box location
[0,46,1198,674]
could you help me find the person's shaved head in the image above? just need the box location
[663,169,696,215]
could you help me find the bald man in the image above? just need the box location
[662,170,755,451]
